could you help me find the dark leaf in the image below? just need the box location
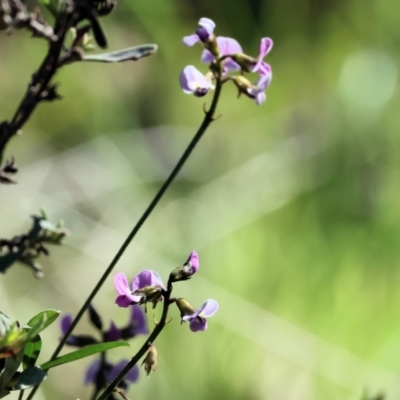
[22,335,42,370]
[12,366,47,390]
[88,305,103,331]
[67,334,99,347]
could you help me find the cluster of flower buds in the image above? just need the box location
[114,251,219,333]
[179,18,273,105]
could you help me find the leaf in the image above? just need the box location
[12,366,47,390]
[25,310,60,340]
[82,44,158,63]
[40,341,130,370]
[88,305,103,331]
[0,350,23,390]
[22,335,42,370]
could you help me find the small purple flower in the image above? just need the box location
[179,66,215,97]
[105,305,149,341]
[251,37,273,75]
[247,73,272,105]
[201,37,243,72]
[183,18,216,46]
[85,358,139,389]
[182,299,219,332]
[114,270,165,308]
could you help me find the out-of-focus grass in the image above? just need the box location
[1,0,400,399]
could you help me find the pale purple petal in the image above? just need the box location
[84,359,101,385]
[179,66,214,96]
[183,34,200,46]
[114,273,131,296]
[252,37,273,74]
[186,250,199,273]
[201,37,242,71]
[189,317,208,332]
[198,17,215,34]
[199,299,219,317]
[106,360,139,384]
[247,73,272,105]
[132,270,164,291]
[60,314,72,335]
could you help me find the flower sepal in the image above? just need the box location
[132,286,163,311]
[142,344,157,377]
[175,298,196,321]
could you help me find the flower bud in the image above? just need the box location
[175,298,196,322]
[169,251,199,282]
[141,345,157,377]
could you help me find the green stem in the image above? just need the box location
[97,278,173,400]
[27,78,223,400]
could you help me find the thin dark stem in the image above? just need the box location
[26,78,223,400]
[18,389,24,400]
[97,278,173,400]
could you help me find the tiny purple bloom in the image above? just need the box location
[182,299,219,332]
[247,73,272,105]
[201,37,243,72]
[252,37,273,75]
[85,359,102,385]
[179,66,215,97]
[114,270,165,308]
[183,17,216,46]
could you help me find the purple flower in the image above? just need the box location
[183,18,216,46]
[114,270,165,308]
[201,37,243,72]
[179,66,215,97]
[104,305,149,341]
[247,73,272,105]
[252,37,273,75]
[181,299,219,332]
[85,358,139,389]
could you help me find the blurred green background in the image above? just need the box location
[1,0,400,398]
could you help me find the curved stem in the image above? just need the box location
[26,79,223,400]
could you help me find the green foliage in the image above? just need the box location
[0,209,68,277]
[82,44,158,63]
[40,341,130,370]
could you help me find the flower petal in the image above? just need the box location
[183,34,200,46]
[105,321,121,341]
[179,66,214,96]
[84,359,101,385]
[189,317,208,332]
[132,270,165,291]
[199,299,219,318]
[129,305,149,335]
[198,17,215,34]
[114,272,131,296]
[107,359,139,384]
[60,314,72,335]
[186,250,199,273]
[115,295,140,308]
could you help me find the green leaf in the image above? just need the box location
[82,44,158,63]
[12,366,47,390]
[40,341,130,370]
[0,350,23,390]
[23,335,42,370]
[25,310,60,340]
